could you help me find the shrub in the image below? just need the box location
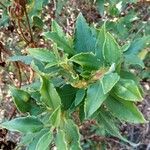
[0,0,149,149]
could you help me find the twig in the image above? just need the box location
[23,69,30,83]
[21,20,29,31]
[23,7,34,42]
[29,68,34,83]
[8,107,17,120]
[17,19,30,43]
[15,62,22,88]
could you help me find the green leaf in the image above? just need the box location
[105,96,146,123]
[32,16,44,29]
[56,85,77,110]
[0,9,9,27]
[79,103,85,122]
[103,32,122,64]
[96,110,121,137]
[28,0,48,18]
[95,109,137,146]
[74,13,96,53]
[19,133,36,146]
[29,100,44,116]
[95,26,106,61]
[120,71,144,96]
[55,130,68,150]
[85,80,107,117]
[120,71,140,85]
[63,119,82,150]
[28,129,49,150]
[31,59,60,75]
[44,32,74,55]
[10,87,30,102]
[51,20,65,37]
[40,76,61,109]
[8,55,33,65]
[96,0,104,16]
[124,54,144,68]
[36,131,52,150]
[49,106,61,127]
[10,87,43,115]
[75,89,85,106]
[125,36,150,55]
[113,78,143,101]
[101,73,120,94]
[45,62,59,68]
[56,0,67,16]
[70,52,101,70]
[0,117,43,133]
[10,87,31,113]
[28,48,57,63]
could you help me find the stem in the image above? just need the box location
[21,20,29,31]
[24,7,34,42]
[8,107,17,120]
[17,19,30,43]
[23,69,30,83]
[15,62,22,88]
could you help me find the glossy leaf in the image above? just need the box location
[96,110,122,138]
[32,16,44,29]
[85,80,107,117]
[113,79,142,101]
[120,71,140,85]
[28,48,57,63]
[49,106,61,127]
[124,54,144,68]
[28,0,48,18]
[36,131,52,150]
[125,36,150,55]
[8,55,33,65]
[19,133,36,146]
[103,32,122,64]
[29,100,44,116]
[96,109,137,146]
[105,96,146,123]
[44,31,74,55]
[31,59,60,75]
[10,87,31,113]
[28,129,49,150]
[119,71,144,97]
[70,52,101,70]
[56,85,77,110]
[40,76,61,109]
[101,73,120,94]
[63,119,82,150]
[74,13,96,53]
[95,26,106,61]
[0,117,43,133]
[51,20,65,37]
[96,0,105,16]
[45,62,59,68]
[75,89,85,106]
[55,130,68,150]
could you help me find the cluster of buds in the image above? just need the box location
[8,0,27,20]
